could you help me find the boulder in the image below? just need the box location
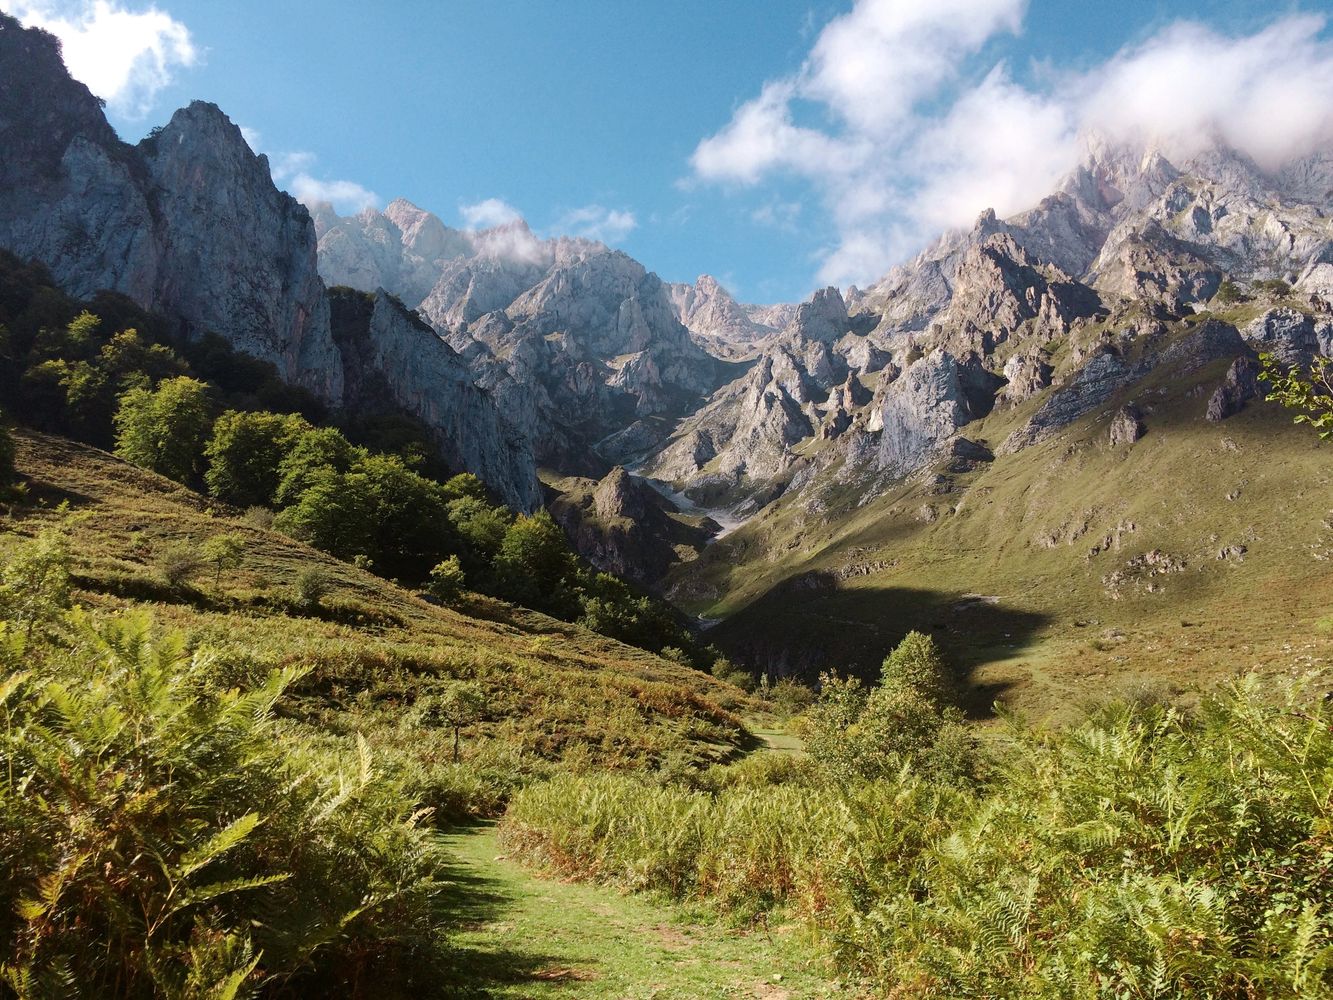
[1206,356,1260,422]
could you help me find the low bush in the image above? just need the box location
[503,679,1333,997]
[156,541,203,589]
[293,566,329,608]
[0,610,450,998]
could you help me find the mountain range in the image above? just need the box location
[2,11,1331,710]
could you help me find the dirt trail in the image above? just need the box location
[438,824,844,999]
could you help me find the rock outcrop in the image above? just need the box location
[549,466,715,586]
[1206,356,1260,422]
[1109,404,1146,446]
[871,350,997,477]
[1241,308,1331,367]
[0,16,341,399]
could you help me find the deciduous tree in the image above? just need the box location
[113,376,212,483]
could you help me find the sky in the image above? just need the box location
[9,0,1333,303]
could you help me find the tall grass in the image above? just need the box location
[0,610,450,998]
[503,681,1333,997]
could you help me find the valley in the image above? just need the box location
[3,5,1333,997]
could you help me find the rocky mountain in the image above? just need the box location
[0,14,539,509]
[665,275,788,359]
[634,139,1333,530]
[0,18,339,399]
[644,139,1333,697]
[315,202,739,473]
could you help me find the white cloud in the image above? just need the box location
[267,148,379,214]
[287,175,380,212]
[460,197,524,229]
[801,0,1026,136]
[1078,15,1333,172]
[10,0,197,118]
[553,205,637,244]
[471,224,545,265]
[691,2,1333,288]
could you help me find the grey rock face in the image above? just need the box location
[328,289,541,510]
[1206,356,1260,422]
[549,466,714,586]
[1241,308,1329,366]
[1109,404,1146,447]
[1000,352,1054,404]
[1090,221,1223,315]
[0,17,159,303]
[319,201,729,472]
[0,20,341,400]
[140,102,341,399]
[872,350,991,477]
[1001,350,1134,453]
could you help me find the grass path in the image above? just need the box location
[438,824,847,999]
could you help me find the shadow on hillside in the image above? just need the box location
[436,824,591,998]
[712,580,1052,720]
[5,476,92,512]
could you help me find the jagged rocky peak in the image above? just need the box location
[784,286,851,344]
[382,198,465,260]
[139,101,341,399]
[667,274,788,359]
[0,17,341,399]
[934,232,1103,356]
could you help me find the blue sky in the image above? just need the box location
[12,1,1333,303]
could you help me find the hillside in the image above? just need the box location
[675,305,1333,720]
[4,430,752,774]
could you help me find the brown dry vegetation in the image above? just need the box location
[4,431,754,782]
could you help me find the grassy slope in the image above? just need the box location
[4,431,752,767]
[675,333,1333,721]
[440,824,844,999]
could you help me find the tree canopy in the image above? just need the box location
[113,376,212,483]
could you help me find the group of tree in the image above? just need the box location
[0,252,717,669]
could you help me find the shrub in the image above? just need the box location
[493,510,579,617]
[293,566,330,608]
[0,610,448,997]
[1262,352,1333,441]
[1213,278,1245,305]
[710,655,754,692]
[0,524,72,639]
[155,541,203,589]
[805,631,971,783]
[769,677,815,716]
[242,505,275,529]
[425,555,466,604]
